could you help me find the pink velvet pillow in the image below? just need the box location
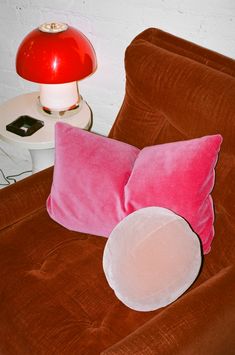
[47,122,139,236]
[47,122,222,253]
[103,207,202,311]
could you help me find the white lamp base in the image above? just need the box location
[39,82,79,111]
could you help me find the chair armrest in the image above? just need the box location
[102,265,235,355]
[0,167,53,230]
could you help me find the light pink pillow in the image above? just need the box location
[103,207,202,311]
[47,122,222,253]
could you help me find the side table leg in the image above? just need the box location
[29,148,55,173]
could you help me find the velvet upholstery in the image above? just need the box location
[0,28,235,354]
[47,122,139,236]
[48,122,221,254]
[103,207,202,312]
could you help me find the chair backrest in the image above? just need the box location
[109,28,235,273]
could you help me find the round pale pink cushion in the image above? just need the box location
[103,207,202,312]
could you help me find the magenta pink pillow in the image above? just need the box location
[47,122,222,254]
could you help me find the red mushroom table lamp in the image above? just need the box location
[16,22,97,115]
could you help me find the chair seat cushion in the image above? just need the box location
[0,209,156,354]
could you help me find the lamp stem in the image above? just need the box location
[39,81,80,112]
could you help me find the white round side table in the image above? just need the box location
[0,92,92,173]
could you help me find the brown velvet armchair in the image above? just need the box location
[0,28,235,354]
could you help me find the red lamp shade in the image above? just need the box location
[16,23,97,84]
